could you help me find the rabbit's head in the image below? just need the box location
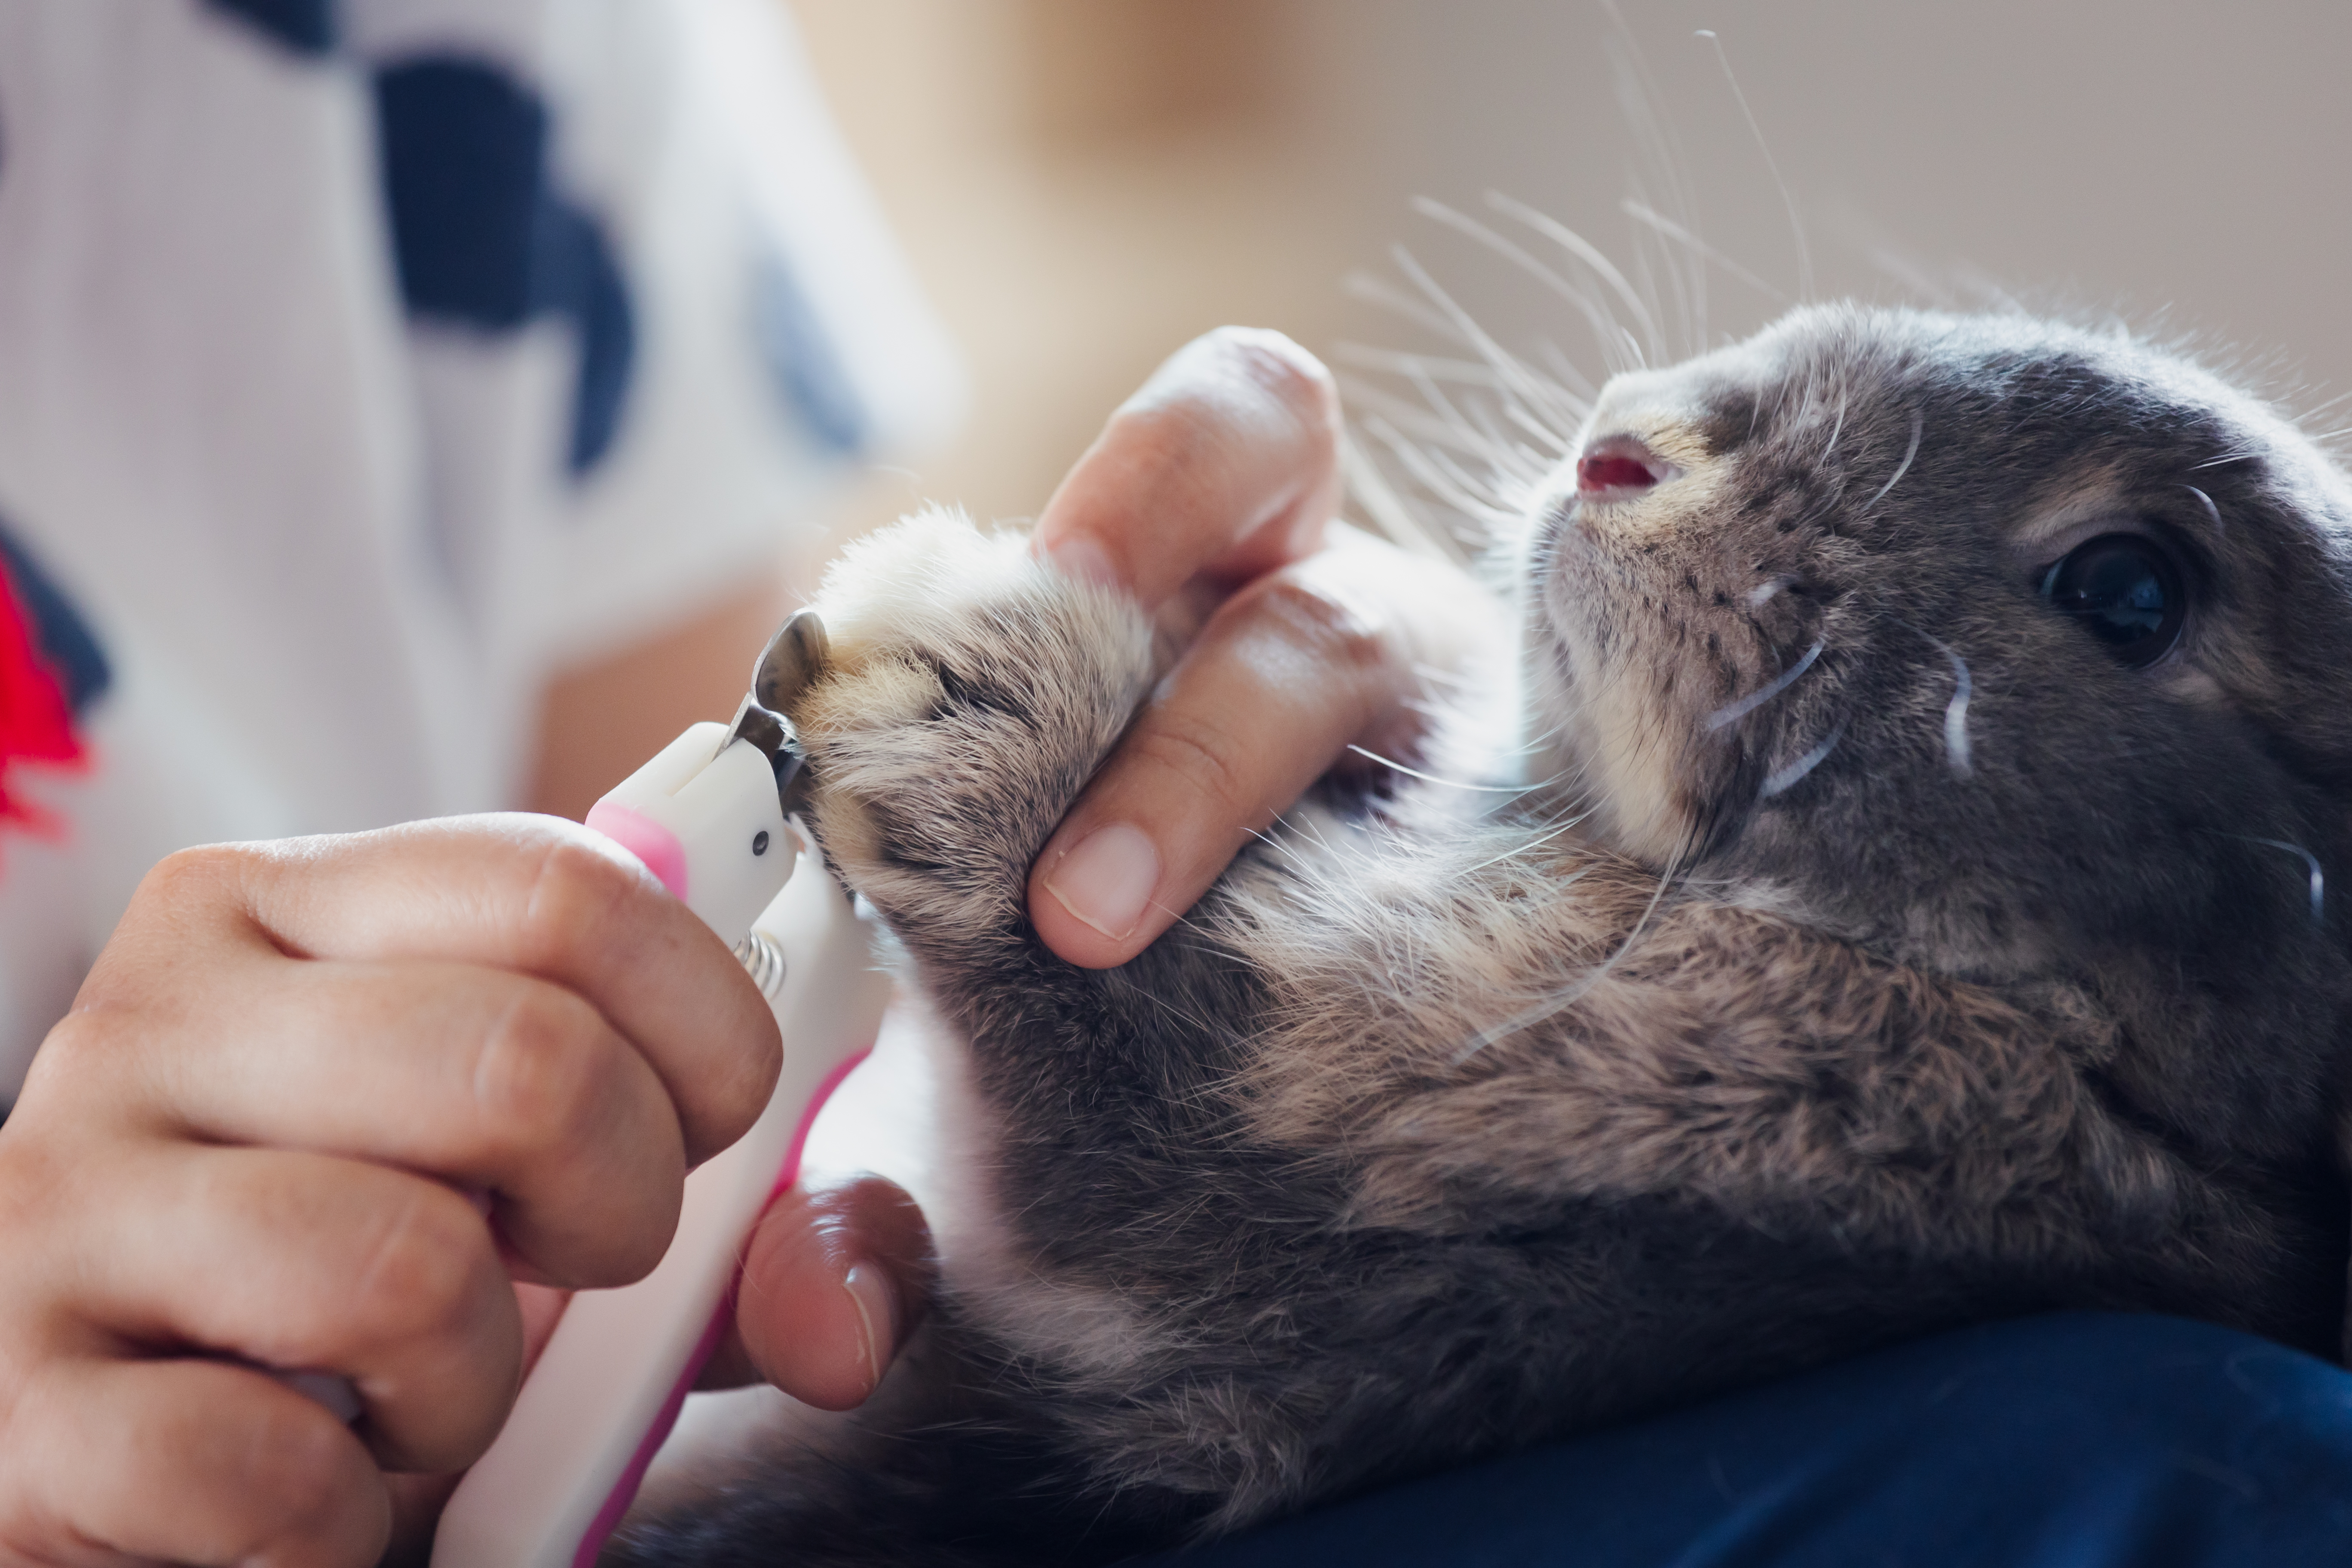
[1523,306,2352,1163]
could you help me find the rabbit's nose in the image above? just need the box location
[1576,435,1676,498]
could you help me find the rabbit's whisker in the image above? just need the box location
[1760,720,1847,798]
[1483,190,1665,364]
[1413,196,1647,375]
[1452,844,1684,1064]
[1705,637,1824,731]
[1460,816,1590,876]
[1700,28,1812,301]
[1345,745,1535,794]
[1820,376,1849,459]
[1860,411,1923,511]
[2235,836,2326,923]
[2180,484,2224,538]
[1619,199,1786,303]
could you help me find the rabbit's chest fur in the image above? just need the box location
[615,306,2352,1568]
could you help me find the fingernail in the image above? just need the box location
[1041,532,1119,588]
[842,1262,901,1387]
[1044,823,1161,941]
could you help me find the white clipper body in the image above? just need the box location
[586,718,798,946]
[433,616,888,1568]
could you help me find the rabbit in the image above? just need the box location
[610,304,2352,1566]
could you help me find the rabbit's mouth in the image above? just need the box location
[1523,465,1835,871]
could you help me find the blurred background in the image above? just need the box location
[781,0,2352,560]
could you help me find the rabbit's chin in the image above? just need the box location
[1515,530,1738,871]
[1517,643,1701,870]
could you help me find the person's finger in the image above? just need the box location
[95,952,688,1290]
[380,1281,572,1557]
[54,1144,521,1475]
[1032,327,1341,609]
[1031,531,1498,968]
[92,815,781,1167]
[711,1176,935,1410]
[4,1356,388,1566]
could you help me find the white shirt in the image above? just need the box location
[0,0,961,1094]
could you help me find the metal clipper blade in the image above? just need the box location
[726,609,830,819]
[754,607,831,714]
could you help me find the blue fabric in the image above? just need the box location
[1161,1314,2352,1567]
[202,0,336,56]
[372,58,636,475]
[753,249,867,456]
[0,523,109,716]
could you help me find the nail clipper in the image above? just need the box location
[426,610,891,1567]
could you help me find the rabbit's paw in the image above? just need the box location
[784,506,1155,946]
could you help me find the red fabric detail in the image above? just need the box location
[0,561,84,838]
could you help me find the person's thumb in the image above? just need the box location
[705,1176,934,1410]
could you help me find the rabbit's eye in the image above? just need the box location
[2037,533,2185,667]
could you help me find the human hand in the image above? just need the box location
[0,816,922,1566]
[1022,327,1500,967]
[711,328,1492,1418]
[404,328,1476,1553]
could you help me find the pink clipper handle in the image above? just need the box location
[432,732,891,1568]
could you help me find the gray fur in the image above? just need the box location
[611,307,2352,1567]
